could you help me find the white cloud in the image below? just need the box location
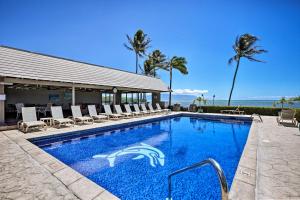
[172,89,208,96]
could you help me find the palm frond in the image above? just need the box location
[138,64,144,73]
[244,56,265,63]
[170,56,188,75]
[124,30,151,55]
[244,48,267,56]
[126,35,134,46]
[124,43,134,51]
[228,57,234,65]
[230,33,267,64]
[228,55,239,65]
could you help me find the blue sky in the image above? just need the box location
[0,0,299,100]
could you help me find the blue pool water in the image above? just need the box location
[33,116,251,200]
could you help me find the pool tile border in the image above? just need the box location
[2,112,256,200]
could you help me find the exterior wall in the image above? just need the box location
[0,83,4,123]
[152,92,161,106]
[5,87,101,109]
[75,91,101,104]
[115,92,122,105]
[6,88,63,105]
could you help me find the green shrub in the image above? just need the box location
[197,106,300,121]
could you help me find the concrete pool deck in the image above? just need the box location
[0,112,299,199]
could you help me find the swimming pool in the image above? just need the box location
[31,115,251,200]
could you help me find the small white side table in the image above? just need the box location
[40,117,53,126]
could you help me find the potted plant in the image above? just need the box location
[194,95,207,113]
[173,103,181,111]
[189,100,198,112]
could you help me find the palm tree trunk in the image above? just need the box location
[228,58,240,106]
[169,65,173,108]
[135,53,138,74]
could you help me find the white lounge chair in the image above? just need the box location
[156,103,170,113]
[15,103,24,119]
[124,104,142,116]
[71,106,94,124]
[114,105,132,118]
[134,104,148,115]
[38,103,52,117]
[51,106,75,128]
[221,106,244,115]
[103,105,123,119]
[18,107,47,133]
[148,103,162,114]
[141,104,155,114]
[88,105,108,122]
[277,109,297,126]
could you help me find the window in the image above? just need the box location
[120,93,151,105]
[146,93,152,104]
[121,93,128,104]
[102,93,113,105]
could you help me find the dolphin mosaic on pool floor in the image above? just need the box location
[93,143,165,168]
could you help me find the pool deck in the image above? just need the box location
[0,112,299,200]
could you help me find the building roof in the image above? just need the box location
[0,46,169,92]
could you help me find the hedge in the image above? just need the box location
[179,105,300,122]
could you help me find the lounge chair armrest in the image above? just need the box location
[17,120,23,129]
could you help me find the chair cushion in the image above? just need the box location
[111,114,122,117]
[24,121,45,127]
[54,118,73,123]
[95,115,107,119]
[77,116,93,121]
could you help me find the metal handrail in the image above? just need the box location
[167,158,229,200]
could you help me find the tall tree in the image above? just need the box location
[142,50,167,77]
[228,34,267,106]
[194,96,207,106]
[166,56,188,107]
[124,29,151,74]
[276,97,294,108]
[140,50,167,102]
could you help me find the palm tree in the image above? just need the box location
[276,97,294,108]
[142,59,154,76]
[142,50,167,77]
[166,56,188,107]
[194,96,207,106]
[149,50,167,77]
[124,29,151,74]
[140,50,167,102]
[228,34,267,106]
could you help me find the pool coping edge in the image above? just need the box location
[2,112,255,200]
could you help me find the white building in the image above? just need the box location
[0,46,169,126]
